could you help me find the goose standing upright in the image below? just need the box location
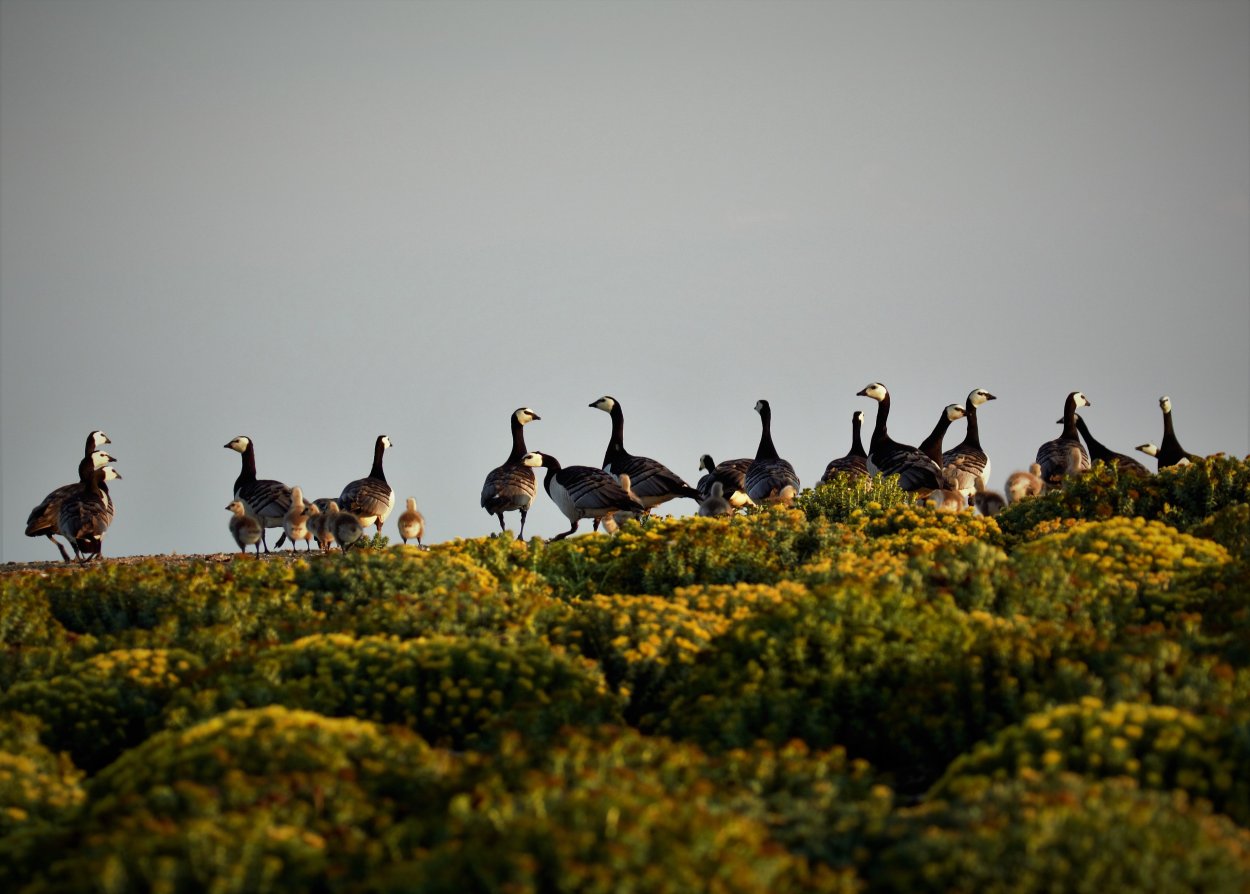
[1157,396,1199,468]
[942,388,997,498]
[522,451,645,541]
[590,396,702,510]
[25,430,113,561]
[58,465,122,562]
[918,404,966,467]
[339,435,395,535]
[744,400,800,505]
[283,486,314,551]
[224,436,292,552]
[697,455,754,508]
[480,407,541,539]
[1071,415,1149,477]
[856,383,941,492]
[1035,392,1091,489]
[697,481,734,517]
[397,497,426,547]
[226,500,263,557]
[820,411,870,484]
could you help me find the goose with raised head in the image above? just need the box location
[919,404,966,467]
[697,455,753,508]
[1035,392,1091,489]
[339,435,395,534]
[942,388,997,498]
[58,465,122,562]
[1069,415,1149,477]
[1157,396,1199,469]
[856,383,942,492]
[697,481,734,517]
[522,451,645,541]
[283,486,314,551]
[745,400,801,505]
[1006,464,1045,504]
[224,436,292,551]
[820,411,870,484]
[226,500,263,557]
[397,497,425,547]
[481,407,541,539]
[25,430,113,561]
[590,396,702,509]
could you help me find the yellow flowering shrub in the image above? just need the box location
[795,473,914,524]
[0,712,84,836]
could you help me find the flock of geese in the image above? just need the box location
[24,386,1203,561]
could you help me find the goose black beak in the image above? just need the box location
[855,388,868,397]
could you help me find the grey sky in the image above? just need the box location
[3,0,1247,562]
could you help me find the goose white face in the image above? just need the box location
[102,467,122,481]
[1159,396,1172,414]
[225,436,250,452]
[858,383,887,402]
[970,389,996,406]
[1137,443,1159,456]
[1073,392,1090,408]
[380,435,392,450]
[90,430,111,448]
[516,407,540,424]
[90,451,116,469]
[590,397,616,413]
[853,411,864,423]
[945,404,966,421]
[521,452,545,468]
[699,454,713,472]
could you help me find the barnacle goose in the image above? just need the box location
[1157,396,1199,469]
[1069,415,1149,477]
[697,481,734,517]
[397,497,426,547]
[1035,392,1091,489]
[58,465,122,562]
[331,504,365,553]
[697,455,754,508]
[856,383,942,493]
[338,435,395,534]
[481,407,540,539]
[25,430,113,561]
[224,436,292,551]
[820,411,870,484]
[1006,464,1045,504]
[590,396,701,509]
[522,451,645,541]
[226,500,263,557]
[919,404,966,467]
[942,388,997,498]
[744,400,800,505]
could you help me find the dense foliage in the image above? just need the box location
[2,456,1248,891]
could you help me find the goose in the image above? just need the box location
[25,431,113,561]
[339,435,395,534]
[397,497,425,547]
[331,504,365,553]
[942,388,997,498]
[1035,392,1091,489]
[919,404,966,467]
[1006,463,1045,504]
[226,500,263,557]
[310,500,339,552]
[972,487,1007,517]
[697,481,734,517]
[1136,443,1161,462]
[26,445,117,562]
[590,396,702,509]
[697,455,754,508]
[58,465,122,562]
[924,466,966,513]
[820,411,870,484]
[522,451,645,541]
[480,407,541,539]
[1069,415,1149,477]
[283,486,314,551]
[608,472,646,529]
[1157,396,1199,469]
[304,501,329,551]
[224,436,292,551]
[745,400,801,505]
[856,383,942,492]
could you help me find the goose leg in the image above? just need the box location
[549,519,579,542]
[516,508,528,541]
[47,535,72,562]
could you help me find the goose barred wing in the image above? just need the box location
[1035,438,1089,485]
[942,447,990,493]
[744,458,800,503]
[875,446,941,492]
[1107,452,1150,476]
[561,466,645,513]
[481,463,537,513]
[25,483,78,536]
[57,489,112,541]
[237,479,292,524]
[609,455,701,507]
[340,478,396,524]
[820,455,869,483]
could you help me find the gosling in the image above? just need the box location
[397,497,425,547]
[697,481,734,517]
[283,486,314,551]
[226,500,263,557]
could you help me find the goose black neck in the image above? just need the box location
[1161,408,1183,450]
[962,396,983,449]
[82,432,100,458]
[869,393,891,453]
[850,415,867,458]
[541,456,563,494]
[919,412,955,466]
[77,454,96,480]
[507,414,529,463]
[369,437,388,482]
[755,403,779,461]
[1074,417,1110,461]
[1061,395,1080,440]
[237,441,257,485]
[602,401,627,466]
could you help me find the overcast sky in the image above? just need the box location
[2,0,1247,562]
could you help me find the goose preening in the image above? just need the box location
[224,436,292,551]
[522,451,645,541]
[26,443,117,562]
[942,388,997,498]
[1035,392,1091,489]
[283,486,314,551]
[919,404,966,467]
[331,504,365,553]
[745,400,801,505]
[480,407,540,539]
[820,411,870,484]
[590,396,702,510]
[697,455,754,508]
[397,497,426,547]
[226,500,263,557]
[856,383,942,493]
[1157,396,1199,469]
[1006,463,1045,504]
[338,435,395,534]
[697,481,734,517]
[58,465,122,562]
[1069,414,1150,477]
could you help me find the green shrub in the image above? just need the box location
[0,712,84,835]
[795,474,914,524]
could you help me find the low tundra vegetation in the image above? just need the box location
[2,457,1248,892]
